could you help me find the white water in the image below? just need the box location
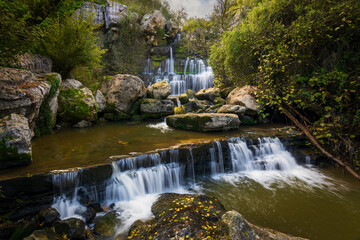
[147,119,173,133]
[143,47,214,95]
[51,137,343,237]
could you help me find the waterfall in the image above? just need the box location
[209,141,225,176]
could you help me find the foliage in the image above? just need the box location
[210,0,360,171]
[41,11,106,78]
[174,106,185,115]
[105,14,146,75]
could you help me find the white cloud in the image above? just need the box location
[167,0,216,18]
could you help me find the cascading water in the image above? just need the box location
[143,47,214,96]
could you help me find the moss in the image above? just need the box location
[0,137,31,169]
[58,88,97,123]
[174,106,185,115]
[169,115,212,132]
[34,73,61,137]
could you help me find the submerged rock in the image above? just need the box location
[140,99,174,118]
[101,74,146,115]
[166,113,240,132]
[196,87,221,102]
[147,80,172,99]
[0,114,32,169]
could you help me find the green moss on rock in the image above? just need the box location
[0,137,31,169]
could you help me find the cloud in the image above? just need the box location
[167,0,216,18]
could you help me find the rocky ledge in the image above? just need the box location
[166,113,241,132]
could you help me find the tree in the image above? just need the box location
[42,11,106,78]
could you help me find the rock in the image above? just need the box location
[0,114,32,169]
[214,97,226,105]
[104,0,127,29]
[220,87,234,99]
[24,228,61,240]
[128,193,226,239]
[61,79,83,90]
[72,120,92,128]
[183,99,211,113]
[147,81,172,99]
[9,220,36,240]
[36,207,60,226]
[221,211,257,240]
[95,90,106,112]
[58,86,97,123]
[16,53,52,73]
[186,89,196,99]
[141,10,166,35]
[0,68,51,131]
[167,96,180,106]
[226,85,258,112]
[34,73,62,136]
[196,87,220,102]
[252,225,307,240]
[218,104,246,117]
[205,104,223,113]
[151,46,170,56]
[94,211,121,237]
[101,74,146,115]
[74,2,105,25]
[164,20,179,38]
[53,218,86,240]
[166,113,240,132]
[80,207,96,224]
[140,99,174,118]
[178,93,189,104]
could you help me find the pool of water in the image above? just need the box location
[0,120,289,180]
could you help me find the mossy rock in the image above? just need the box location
[94,211,121,237]
[58,87,97,124]
[179,93,189,104]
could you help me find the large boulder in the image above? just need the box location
[140,99,174,118]
[58,81,97,123]
[35,207,60,226]
[53,218,86,240]
[0,68,51,132]
[141,10,166,35]
[16,53,52,74]
[94,211,121,237]
[95,90,106,112]
[196,87,221,102]
[104,0,127,29]
[101,74,146,115]
[34,73,62,136]
[74,1,105,25]
[226,85,258,112]
[0,114,32,169]
[166,113,240,132]
[183,99,211,113]
[220,211,257,240]
[147,81,172,99]
[218,104,246,117]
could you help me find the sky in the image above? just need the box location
[167,0,216,18]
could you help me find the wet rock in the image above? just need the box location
[95,90,106,112]
[72,120,92,128]
[140,99,174,118]
[0,68,51,131]
[36,207,60,226]
[218,104,246,117]
[252,225,308,240]
[101,74,146,115]
[141,10,166,35]
[0,114,32,169]
[61,79,83,90]
[94,211,121,237]
[220,211,257,240]
[196,87,221,102]
[104,0,127,29]
[24,228,61,240]
[128,193,226,239]
[179,93,189,104]
[167,96,180,106]
[147,81,172,99]
[58,86,97,123]
[226,85,258,114]
[54,218,86,239]
[16,53,52,73]
[166,113,240,132]
[183,99,211,113]
[74,2,105,25]
[80,207,96,224]
[186,89,196,99]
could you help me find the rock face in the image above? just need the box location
[0,114,32,169]
[104,0,127,29]
[140,99,174,118]
[101,74,146,114]
[196,87,220,102]
[0,68,51,131]
[95,90,106,112]
[147,81,172,99]
[166,113,240,132]
[226,85,258,112]
[16,53,52,74]
[75,1,105,25]
[141,10,166,34]
[58,82,97,123]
